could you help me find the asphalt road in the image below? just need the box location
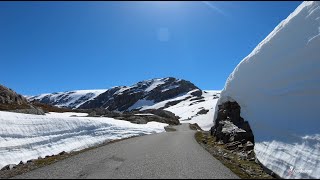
[13,124,239,179]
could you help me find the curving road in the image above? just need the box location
[13,124,239,179]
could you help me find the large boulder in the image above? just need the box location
[211,101,254,145]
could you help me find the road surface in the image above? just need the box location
[13,124,239,179]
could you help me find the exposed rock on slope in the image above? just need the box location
[0,85,45,115]
[0,85,28,106]
[210,101,254,149]
[0,85,30,110]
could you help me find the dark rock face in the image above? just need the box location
[211,101,254,147]
[146,78,199,102]
[190,89,202,97]
[79,77,199,111]
[78,87,123,110]
[196,109,209,115]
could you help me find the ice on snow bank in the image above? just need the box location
[0,111,167,169]
[214,1,320,179]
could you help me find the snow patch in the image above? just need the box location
[46,112,89,117]
[134,113,155,116]
[127,99,155,111]
[145,79,166,92]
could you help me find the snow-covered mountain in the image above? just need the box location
[28,77,198,111]
[213,1,320,179]
[28,89,108,109]
[28,77,202,111]
[28,77,220,130]
[78,77,200,111]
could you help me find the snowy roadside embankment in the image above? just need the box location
[213,1,320,179]
[0,111,167,169]
[164,91,220,131]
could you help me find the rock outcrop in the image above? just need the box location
[210,101,254,149]
[0,85,28,105]
[0,85,30,111]
[85,108,180,125]
[0,85,45,115]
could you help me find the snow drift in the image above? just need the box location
[214,1,320,179]
[0,111,167,169]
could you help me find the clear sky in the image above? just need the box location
[0,1,302,95]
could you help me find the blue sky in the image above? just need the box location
[0,1,302,95]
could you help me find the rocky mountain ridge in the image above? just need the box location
[28,77,201,112]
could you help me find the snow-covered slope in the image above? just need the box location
[143,90,221,131]
[28,89,107,109]
[214,1,320,179]
[0,111,167,169]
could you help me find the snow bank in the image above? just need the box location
[214,1,320,179]
[46,112,89,117]
[0,111,167,169]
